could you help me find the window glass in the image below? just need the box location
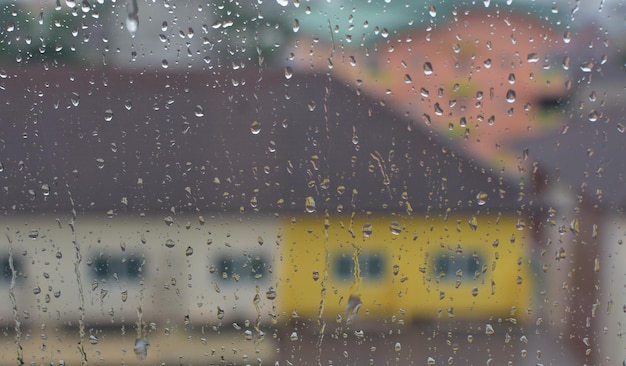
[0,1,623,365]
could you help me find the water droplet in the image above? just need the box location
[345,295,362,324]
[312,270,320,281]
[389,221,402,235]
[468,216,478,231]
[250,120,261,135]
[485,324,494,335]
[161,59,169,69]
[134,338,149,360]
[276,0,288,6]
[394,342,401,352]
[562,56,570,70]
[362,223,373,237]
[580,61,594,73]
[476,192,488,205]
[506,89,516,103]
[427,356,436,365]
[185,246,194,256]
[217,306,225,319]
[266,287,277,300]
[508,73,516,84]
[65,0,77,8]
[194,105,204,117]
[483,58,492,68]
[70,92,80,107]
[527,53,540,63]
[434,103,444,116]
[104,109,113,122]
[165,239,175,248]
[126,0,139,36]
[305,196,316,213]
[290,331,298,341]
[284,66,293,79]
[429,5,437,17]
[423,62,433,75]
[563,30,571,43]
[292,18,299,32]
[588,110,599,122]
[95,158,105,169]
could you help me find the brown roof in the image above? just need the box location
[0,67,519,214]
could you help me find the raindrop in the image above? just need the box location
[563,30,571,43]
[527,53,540,63]
[476,192,488,205]
[134,338,149,360]
[423,62,433,75]
[394,342,402,352]
[33,286,42,295]
[165,239,175,248]
[588,110,599,122]
[580,61,594,73]
[485,324,494,335]
[505,89,516,103]
[508,73,516,84]
[27,228,40,239]
[277,0,288,6]
[305,196,316,213]
[266,287,277,300]
[562,56,570,70]
[124,99,132,110]
[429,5,437,17]
[345,295,362,323]
[104,109,113,122]
[89,335,98,345]
[185,246,194,256]
[312,270,320,281]
[284,66,293,79]
[161,59,169,69]
[164,216,174,226]
[468,216,478,231]
[194,105,204,117]
[427,357,436,365]
[389,221,402,235]
[434,103,444,115]
[70,92,80,107]
[250,120,261,135]
[292,18,299,32]
[290,332,298,341]
[362,223,373,237]
[96,158,105,169]
[65,0,77,8]
[126,0,139,36]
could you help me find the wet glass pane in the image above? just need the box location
[0,1,624,365]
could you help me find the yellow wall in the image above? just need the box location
[278,213,533,324]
